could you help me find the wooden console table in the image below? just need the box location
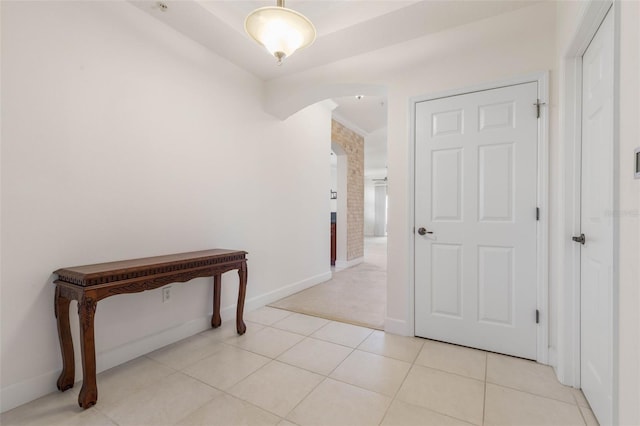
[53,249,248,409]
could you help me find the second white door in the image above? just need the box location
[414,82,539,359]
[580,8,614,425]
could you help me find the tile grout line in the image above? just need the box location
[223,329,305,359]
[484,380,580,406]
[385,337,426,421]
[222,323,380,383]
[376,347,416,425]
[323,344,357,378]
[214,326,348,422]
[309,321,375,349]
[412,362,488,384]
[278,375,331,423]
[148,343,228,373]
[93,398,123,426]
[170,386,222,426]
[91,355,182,426]
[410,340,426,364]
[178,372,293,425]
[264,329,410,423]
[389,342,483,426]
[218,380,297,424]
[275,318,383,418]
[226,322,372,364]
[189,349,304,423]
[573,392,589,425]
[271,307,381,331]
[178,344,272,397]
[96,366,220,426]
[309,334,372,349]
[214,359,308,420]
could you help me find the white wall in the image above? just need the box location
[364,128,387,237]
[364,180,375,236]
[374,184,387,237]
[365,127,387,178]
[0,1,332,411]
[364,181,387,237]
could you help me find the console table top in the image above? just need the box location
[54,249,248,287]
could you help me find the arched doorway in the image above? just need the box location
[269,84,388,330]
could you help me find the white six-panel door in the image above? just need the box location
[580,8,614,425]
[414,82,539,359]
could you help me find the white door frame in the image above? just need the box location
[409,72,550,364]
[331,141,349,268]
[558,0,619,419]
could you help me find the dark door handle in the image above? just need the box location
[417,227,433,236]
[572,234,586,245]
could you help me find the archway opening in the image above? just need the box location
[268,84,388,330]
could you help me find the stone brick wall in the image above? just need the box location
[332,120,364,261]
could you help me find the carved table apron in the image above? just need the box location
[53,249,248,409]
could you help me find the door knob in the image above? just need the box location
[572,234,586,245]
[417,227,433,236]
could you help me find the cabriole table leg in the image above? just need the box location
[78,295,98,409]
[54,286,75,392]
[211,274,222,328]
[236,261,247,335]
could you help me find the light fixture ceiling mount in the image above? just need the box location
[245,0,316,65]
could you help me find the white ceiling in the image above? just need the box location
[199,1,420,38]
[130,0,537,81]
[130,0,537,176]
[333,95,387,134]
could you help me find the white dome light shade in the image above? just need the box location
[245,6,316,64]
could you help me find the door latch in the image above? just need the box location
[417,227,433,236]
[572,234,586,245]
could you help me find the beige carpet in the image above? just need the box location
[269,237,386,330]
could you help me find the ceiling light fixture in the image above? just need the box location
[245,0,316,65]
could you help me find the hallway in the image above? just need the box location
[270,237,387,329]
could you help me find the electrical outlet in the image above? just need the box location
[162,286,171,303]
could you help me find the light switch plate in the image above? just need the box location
[635,147,640,179]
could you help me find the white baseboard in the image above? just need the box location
[334,256,364,270]
[243,271,332,315]
[96,317,212,373]
[0,315,211,413]
[385,317,412,336]
[0,270,332,413]
[0,369,60,414]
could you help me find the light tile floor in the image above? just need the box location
[1,307,598,426]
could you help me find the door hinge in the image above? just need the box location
[536,207,540,221]
[536,309,540,324]
[534,99,546,118]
